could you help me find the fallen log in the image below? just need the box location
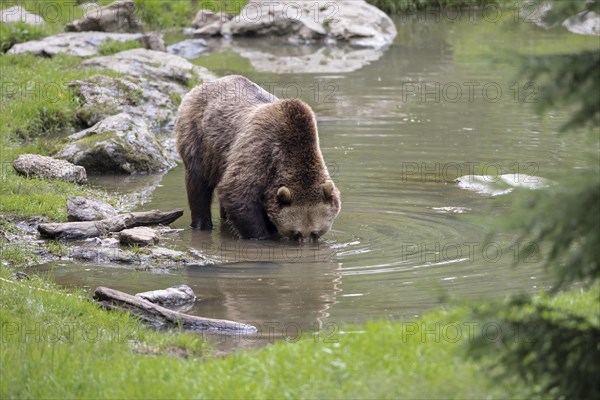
[94,286,257,334]
[38,209,184,240]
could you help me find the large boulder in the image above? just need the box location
[0,5,44,25]
[69,74,178,130]
[66,0,142,33]
[196,0,396,47]
[80,48,215,87]
[13,154,87,184]
[56,113,174,174]
[7,32,147,57]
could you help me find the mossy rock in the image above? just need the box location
[56,113,174,175]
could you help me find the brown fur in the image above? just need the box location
[175,75,341,240]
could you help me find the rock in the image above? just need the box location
[13,154,87,184]
[69,74,177,130]
[0,5,44,25]
[67,196,118,222]
[166,38,209,59]
[192,9,234,36]
[7,32,146,57]
[65,0,142,33]
[563,11,600,36]
[138,32,166,51]
[192,9,234,28]
[139,245,209,266]
[120,227,159,246]
[70,246,139,264]
[136,284,196,306]
[56,113,174,174]
[81,48,215,86]
[214,0,396,47]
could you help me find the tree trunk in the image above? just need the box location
[38,209,184,240]
[94,286,257,334]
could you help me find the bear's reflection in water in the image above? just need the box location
[186,230,342,351]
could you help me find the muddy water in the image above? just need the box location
[41,15,599,348]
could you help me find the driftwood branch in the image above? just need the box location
[38,209,184,240]
[94,286,257,334]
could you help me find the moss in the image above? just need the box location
[169,92,182,107]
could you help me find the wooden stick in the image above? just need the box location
[94,286,257,334]
[38,209,184,240]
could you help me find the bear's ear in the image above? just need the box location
[277,186,292,204]
[322,180,336,200]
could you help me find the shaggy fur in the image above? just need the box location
[175,75,341,240]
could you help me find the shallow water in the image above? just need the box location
[41,14,599,348]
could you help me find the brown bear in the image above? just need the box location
[175,75,341,241]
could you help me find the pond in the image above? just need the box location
[40,13,599,349]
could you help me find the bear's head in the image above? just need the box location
[267,180,341,242]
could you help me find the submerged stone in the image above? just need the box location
[136,284,196,307]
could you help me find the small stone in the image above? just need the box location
[67,197,118,222]
[13,154,87,184]
[166,39,208,59]
[136,284,196,306]
[120,227,159,246]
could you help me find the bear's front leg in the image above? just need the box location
[223,202,271,240]
[185,169,214,230]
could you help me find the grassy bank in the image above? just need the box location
[366,0,511,14]
[0,53,120,224]
[1,264,597,398]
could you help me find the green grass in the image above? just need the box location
[0,20,49,53]
[0,266,208,399]
[0,167,115,221]
[367,0,511,14]
[2,262,596,398]
[97,38,142,55]
[0,53,123,143]
[0,53,123,223]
